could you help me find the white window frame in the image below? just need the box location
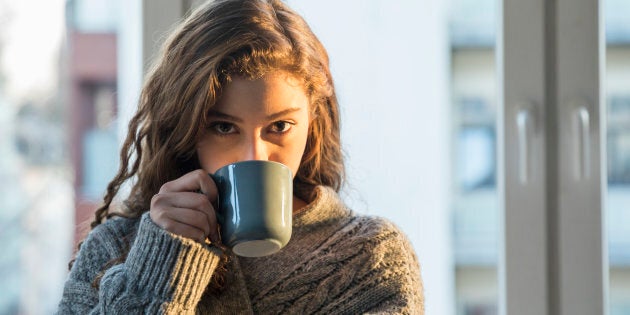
[500,0,605,314]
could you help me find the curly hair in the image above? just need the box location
[71,0,345,292]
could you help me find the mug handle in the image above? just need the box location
[208,173,224,224]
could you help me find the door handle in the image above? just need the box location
[572,103,591,180]
[516,104,536,185]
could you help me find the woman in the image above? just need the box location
[57,0,424,313]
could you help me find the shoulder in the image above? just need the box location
[352,214,421,280]
[329,214,424,313]
[279,213,424,314]
[317,214,420,278]
[338,214,414,253]
[303,186,417,263]
[351,215,404,236]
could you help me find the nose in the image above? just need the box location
[241,136,269,161]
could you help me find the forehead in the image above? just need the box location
[213,72,309,114]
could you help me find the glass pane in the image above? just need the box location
[605,0,630,313]
[0,0,122,313]
[450,0,499,314]
[0,0,73,314]
[65,0,121,281]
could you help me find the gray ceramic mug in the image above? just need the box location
[210,160,293,257]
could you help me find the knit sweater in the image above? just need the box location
[57,186,424,314]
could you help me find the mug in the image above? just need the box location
[211,160,293,257]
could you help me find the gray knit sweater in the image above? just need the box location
[57,186,424,314]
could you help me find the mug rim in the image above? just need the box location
[213,160,291,174]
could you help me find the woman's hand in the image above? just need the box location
[150,169,221,244]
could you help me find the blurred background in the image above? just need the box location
[0,0,628,314]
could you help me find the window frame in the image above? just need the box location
[500,0,605,314]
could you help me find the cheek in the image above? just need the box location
[196,141,227,174]
[286,125,310,178]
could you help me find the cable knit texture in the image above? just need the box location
[57,186,424,314]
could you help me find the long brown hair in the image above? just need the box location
[73,0,344,289]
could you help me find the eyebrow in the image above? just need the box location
[207,107,303,122]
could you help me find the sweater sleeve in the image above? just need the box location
[57,212,223,314]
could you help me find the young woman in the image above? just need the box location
[57,0,424,313]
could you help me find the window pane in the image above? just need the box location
[450,0,499,313]
[605,0,630,313]
[0,0,72,313]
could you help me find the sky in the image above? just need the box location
[0,0,65,103]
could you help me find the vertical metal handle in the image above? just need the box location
[516,105,535,184]
[572,105,591,180]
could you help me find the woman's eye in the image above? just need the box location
[269,121,294,134]
[211,122,236,135]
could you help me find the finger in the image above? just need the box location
[162,207,212,238]
[150,206,210,238]
[159,169,218,201]
[151,192,219,242]
[154,191,212,211]
[183,193,220,244]
[158,215,208,243]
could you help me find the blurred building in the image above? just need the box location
[0,0,121,312]
[0,1,73,313]
[65,0,120,244]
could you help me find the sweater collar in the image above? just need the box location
[292,186,351,227]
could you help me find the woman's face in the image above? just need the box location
[196,71,310,177]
